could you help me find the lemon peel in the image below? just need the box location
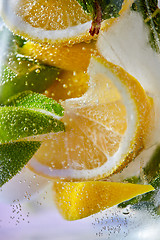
[53,181,154,221]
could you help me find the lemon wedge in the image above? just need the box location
[19,40,97,71]
[45,70,89,101]
[53,181,154,221]
[28,56,153,181]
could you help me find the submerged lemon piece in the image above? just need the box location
[28,56,153,181]
[0,55,59,104]
[19,40,97,71]
[1,0,134,71]
[45,70,89,101]
[1,0,132,45]
[53,181,154,221]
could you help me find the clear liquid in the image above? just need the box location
[1,1,160,240]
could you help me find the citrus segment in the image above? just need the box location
[1,0,92,45]
[53,181,154,221]
[19,40,97,71]
[28,56,153,181]
[45,70,89,101]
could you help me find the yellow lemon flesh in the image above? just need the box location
[53,181,154,221]
[2,0,134,71]
[28,56,154,181]
[2,0,133,45]
[45,70,89,101]
[20,40,97,71]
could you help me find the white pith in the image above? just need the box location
[28,58,137,180]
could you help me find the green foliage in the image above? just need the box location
[6,91,64,117]
[77,0,124,19]
[76,0,124,35]
[119,145,160,212]
[0,91,65,186]
[0,141,41,187]
[132,0,160,52]
[0,55,60,105]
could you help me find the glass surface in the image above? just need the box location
[1,1,160,240]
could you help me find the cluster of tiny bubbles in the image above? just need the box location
[0,196,30,227]
[91,206,134,239]
[0,169,52,228]
[21,179,53,215]
[9,202,30,226]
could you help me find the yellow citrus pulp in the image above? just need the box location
[45,70,89,102]
[53,181,154,220]
[1,0,134,71]
[20,40,98,71]
[28,56,153,181]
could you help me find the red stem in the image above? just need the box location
[89,0,102,36]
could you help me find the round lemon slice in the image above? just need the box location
[1,0,134,71]
[1,0,133,45]
[1,0,91,45]
[1,0,92,45]
[28,56,154,181]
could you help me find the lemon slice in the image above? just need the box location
[1,0,132,45]
[53,181,154,221]
[1,0,133,71]
[28,56,153,181]
[1,0,92,45]
[19,40,97,71]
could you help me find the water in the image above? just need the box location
[1,1,160,239]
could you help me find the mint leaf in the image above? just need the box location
[119,145,160,211]
[132,0,160,52]
[6,91,64,117]
[0,141,41,187]
[0,55,60,105]
[0,107,64,144]
[0,92,65,186]
[77,0,124,19]
[76,0,124,35]
[0,106,64,144]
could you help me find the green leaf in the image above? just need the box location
[77,0,124,18]
[131,0,160,53]
[143,145,160,182]
[0,55,60,104]
[5,91,64,117]
[76,0,124,35]
[0,91,65,186]
[118,145,160,210]
[76,0,96,16]
[100,0,124,19]
[0,141,41,187]
[0,106,64,144]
